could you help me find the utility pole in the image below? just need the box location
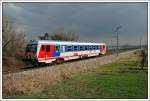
[115,25,122,56]
[117,31,118,56]
[140,38,142,50]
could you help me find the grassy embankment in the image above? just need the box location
[13,51,148,98]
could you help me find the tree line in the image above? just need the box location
[2,18,79,72]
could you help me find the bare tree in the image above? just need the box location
[2,18,27,72]
[38,28,78,41]
[2,18,27,57]
[38,32,50,40]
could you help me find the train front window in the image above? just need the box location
[26,44,37,52]
[42,45,45,51]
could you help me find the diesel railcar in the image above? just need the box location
[25,40,106,66]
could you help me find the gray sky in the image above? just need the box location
[3,2,148,46]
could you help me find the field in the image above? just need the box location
[8,50,147,99]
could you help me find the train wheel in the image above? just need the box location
[32,61,39,67]
[55,59,64,64]
[99,53,103,56]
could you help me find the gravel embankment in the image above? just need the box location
[2,50,136,96]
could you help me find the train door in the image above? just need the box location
[38,45,46,61]
[52,45,60,57]
[45,45,54,60]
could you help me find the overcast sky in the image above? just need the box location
[3,2,148,46]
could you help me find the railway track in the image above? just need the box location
[3,49,137,75]
[3,54,103,75]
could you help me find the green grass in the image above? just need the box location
[15,52,148,99]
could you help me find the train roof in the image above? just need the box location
[28,40,106,46]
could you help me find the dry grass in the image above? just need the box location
[3,62,97,97]
[3,56,26,74]
[2,50,136,98]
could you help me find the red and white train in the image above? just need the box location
[25,40,106,66]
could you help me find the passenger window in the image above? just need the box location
[94,46,96,50]
[85,46,88,50]
[92,46,95,50]
[67,46,72,51]
[46,45,50,52]
[80,46,83,51]
[55,45,60,52]
[97,46,99,49]
[83,46,85,50]
[88,45,90,50]
[89,46,92,50]
[96,46,98,50]
[42,45,45,51]
[74,46,78,51]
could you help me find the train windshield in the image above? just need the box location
[26,44,37,52]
